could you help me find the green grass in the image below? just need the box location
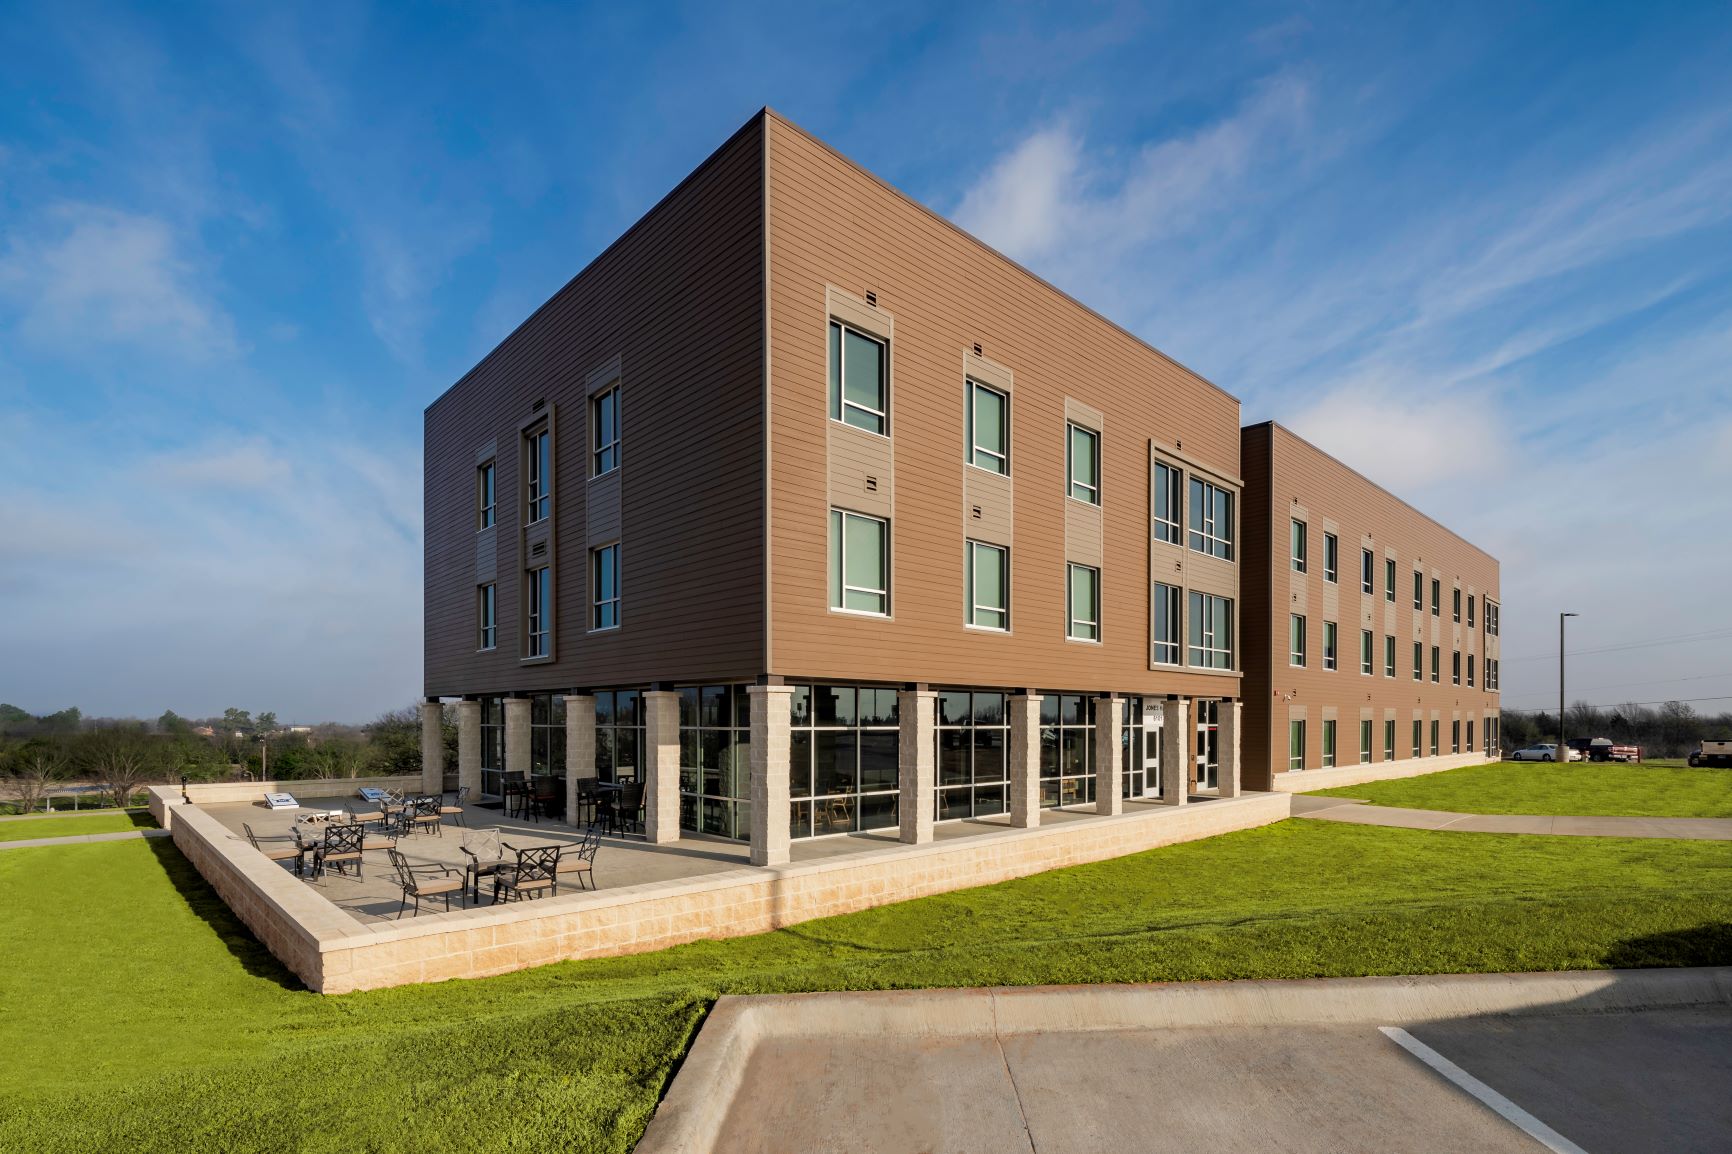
[1308,759,1732,818]
[0,811,156,842]
[2,823,1729,1152]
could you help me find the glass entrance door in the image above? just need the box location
[1142,699,1163,797]
[1195,699,1219,791]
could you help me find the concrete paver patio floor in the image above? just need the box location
[1292,794,1732,839]
[203,794,1217,925]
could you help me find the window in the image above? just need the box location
[1188,479,1234,559]
[1361,549,1375,594]
[525,566,551,657]
[1322,719,1336,768]
[1431,578,1441,616]
[1412,720,1422,758]
[1452,720,1461,754]
[1384,719,1396,761]
[1452,650,1461,685]
[1322,620,1337,670]
[477,584,496,650]
[678,685,751,840]
[592,386,619,476]
[1360,719,1373,764]
[1153,462,1182,544]
[1291,519,1308,572]
[1288,720,1306,771]
[828,321,887,435]
[529,693,566,779]
[1323,532,1338,582]
[1384,634,1396,678]
[1468,595,1476,628]
[1488,659,1499,690]
[1189,592,1233,668]
[967,541,1009,631]
[595,691,644,786]
[1431,645,1440,683]
[1196,698,1221,789]
[1430,720,1440,756]
[1385,558,1396,602]
[936,690,1009,820]
[477,460,495,529]
[1413,641,1423,681]
[967,381,1008,474]
[1290,614,1307,667]
[479,697,504,794]
[1487,601,1500,636]
[1468,654,1477,688]
[1467,720,1475,752]
[829,509,889,616]
[1413,570,1423,609]
[1453,587,1462,623]
[1152,582,1181,665]
[1040,693,1097,808]
[1361,629,1374,676]
[1066,563,1100,641]
[525,427,550,524]
[1067,423,1099,504]
[591,544,620,630]
[789,685,899,837]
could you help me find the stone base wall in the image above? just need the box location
[1270,752,1488,793]
[147,776,421,831]
[149,785,1290,994]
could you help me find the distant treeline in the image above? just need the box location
[0,703,457,811]
[1501,699,1732,759]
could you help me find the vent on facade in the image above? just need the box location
[971,505,982,520]
[865,476,878,492]
[531,541,547,558]
[1175,439,1182,450]
[865,291,877,306]
[531,398,546,412]
[973,343,983,356]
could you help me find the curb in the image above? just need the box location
[636,967,1732,1153]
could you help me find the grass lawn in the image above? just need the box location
[0,811,156,842]
[2,822,1729,1152]
[1308,759,1732,818]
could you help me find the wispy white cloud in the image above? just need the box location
[143,437,294,490]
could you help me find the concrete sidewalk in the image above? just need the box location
[0,829,171,851]
[1291,793,1732,839]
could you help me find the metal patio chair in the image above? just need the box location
[243,822,306,875]
[555,827,601,892]
[493,843,562,903]
[458,827,509,905]
[312,822,365,881]
[438,786,470,828]
[386,848,465,918]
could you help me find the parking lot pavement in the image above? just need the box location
[714,1010,1732,1154]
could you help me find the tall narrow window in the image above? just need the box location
[1188,479,1234,559]
[1152,582,1182,665]
[1188,592,1233,669]
[967,381,1008,474]
[829,509,889,616]
[1291,519,1308,572]
[1361,629,1374,675]
[1067,423,1099,504]
[591,544,620,630]
[1384,634,1396,678]
[1322,720,1336,768]
[1453,587,1462,622]
[1385,557,1396,603]
[1431,645,1441,683]
[1431,720,1440,756]
[1468,654,1476,688]
[1361,548,1374,594]
[1412,720,1422,758]
[1322,620,1337,670]
[1360,719,1373,764]
[1452,720,1461,754]
[525,566,551,657]
[829,321,887,435]
[478,583,496,650]
[477,460,495,530]
[1413,641,1423,681]
[1468,595,1476,628]
[1384,719,1396,761]
[1452,650,1462,685]
[1153,462,1182,544]
[1431,578,1441,616]
[525,427,550,524]
[967,541,1008,630]
[592,386,619,476]
[1413,570,1423,609]
[1323,532,1338,582]
[1289,720,1306,771]
[1290,614,1307,667]
[1066,563,1100,641]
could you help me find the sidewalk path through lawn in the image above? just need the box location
[1292,794,1732,840]
[0,829,173,851]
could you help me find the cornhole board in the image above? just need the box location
[263,792,300,810]
[356,787,390,803]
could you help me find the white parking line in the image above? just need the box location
[1380,1026,1590,1154]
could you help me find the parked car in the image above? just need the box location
[1510,743,1581,762]
[1688,740,1732,768]
[1566,737,1639,762]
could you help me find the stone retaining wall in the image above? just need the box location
[147,776,420,831]
[1270,752,1488,793]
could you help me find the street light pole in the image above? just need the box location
[1559,612,1578,761]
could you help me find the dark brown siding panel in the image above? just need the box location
[424,119,767,696]
[1238,424,1275,789]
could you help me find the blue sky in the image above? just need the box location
[2,1,1729,722]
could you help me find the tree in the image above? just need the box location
[2,741,70,814]
[220,707,254,735]
[255,711,278,735]
[79,725,164,808]
[158,710,191,735]
[365,707,423,776]
[0,704,32,735]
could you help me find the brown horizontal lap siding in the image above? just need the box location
[766,114,1242,697]
[1238,425,1276,788]
[424,120,767,697]
[1243,422,1501,783]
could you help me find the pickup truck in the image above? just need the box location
[1689,740,1732,768]
[1567,737,1641,762]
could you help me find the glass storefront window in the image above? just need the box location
[934,690,1009,821]
[479,696,504,797]
[678,684,752,840]
[594,690,643,785]
[1038,693,1095,808]
[790,684,900,838]
[529,692,566,777]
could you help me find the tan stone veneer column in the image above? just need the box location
[1160,697,1189,806]
[748,684,795,866]
[1009,693,1042,828]
[898,688,937,844]
[456,699,481,796]
[564,694,596,825]
[1218,699,1243,797]
[504,697,531,777]
[1094,695,1122,816]
[643,690,681,845]
[420,700,444,794]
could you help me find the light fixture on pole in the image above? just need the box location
[1559,612,1578,761]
